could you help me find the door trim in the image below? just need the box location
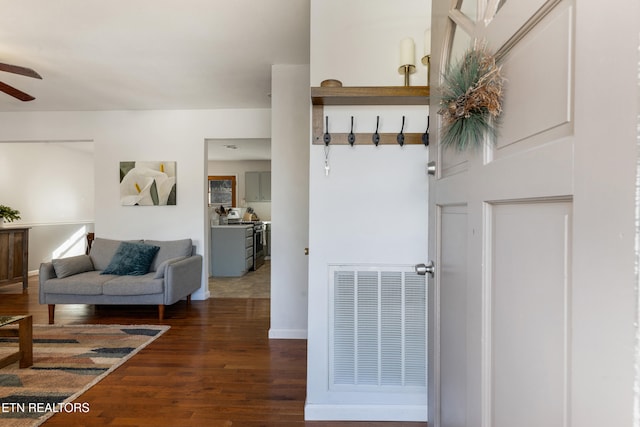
[495,0,563,62]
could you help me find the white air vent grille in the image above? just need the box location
[329,265,427,391]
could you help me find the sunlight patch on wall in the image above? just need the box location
[52,226,88,259]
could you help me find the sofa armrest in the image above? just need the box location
[39,262,57,303]
[164,255,203,304]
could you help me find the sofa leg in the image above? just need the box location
[186,295,191,305]
[158,304,165,321]
[48,305,55,324]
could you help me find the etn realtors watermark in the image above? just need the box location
[1,401,90,414]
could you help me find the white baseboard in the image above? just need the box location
[192,289,210,301]
[304,403,427,422]
[268,328,307,339]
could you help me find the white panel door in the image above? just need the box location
[427,0,638,426]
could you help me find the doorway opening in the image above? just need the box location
[205,138,271,299]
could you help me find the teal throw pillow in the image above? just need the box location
[101,242,160,276]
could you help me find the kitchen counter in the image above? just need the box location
[210,224,254,277]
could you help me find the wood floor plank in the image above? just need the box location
[0,274,426,426]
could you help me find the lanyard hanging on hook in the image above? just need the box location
[324,116,331,176]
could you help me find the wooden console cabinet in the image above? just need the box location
[0,227,30,290]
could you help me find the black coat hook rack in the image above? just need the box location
[313,110,428,147]
[311,84,430,146]
[313,113,428,146]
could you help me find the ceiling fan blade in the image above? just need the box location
[0,81,35,101]
[0,62,42,79]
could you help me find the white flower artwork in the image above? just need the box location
[120,161,177,206]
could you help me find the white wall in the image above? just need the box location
[571,0,639,425]
[0,141,94,224]
[0,108,271,299]
[0,141,96,269]
[207,159,271,221]
[306,0,430,421]
[270,64,310,339]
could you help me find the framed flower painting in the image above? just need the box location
[120,161,177,206]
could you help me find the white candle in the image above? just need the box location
[400,37,415,66]
[423,29,431,56]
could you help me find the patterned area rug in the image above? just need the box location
[0,324,169,427]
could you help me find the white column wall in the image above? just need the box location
[270,64,310,339]
[306,0,430,421]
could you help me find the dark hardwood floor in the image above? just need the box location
[0,277,427,427]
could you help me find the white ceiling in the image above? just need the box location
[207,138,271,161]
[0,0,310,113]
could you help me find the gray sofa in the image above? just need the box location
[39,237,203,324]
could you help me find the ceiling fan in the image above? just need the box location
[0,62,42,101]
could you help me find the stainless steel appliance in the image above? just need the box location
[234,220,265,271]
[264,222,271,258]
[252,222,265,270]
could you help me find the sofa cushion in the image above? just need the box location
[52,254,94,279]
[102,274,164,296]
[42,271,114,295]
[90,238,143,271]
[102,242,160,276]
[144,239,193,272]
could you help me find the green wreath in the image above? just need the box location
[438,45,505,151]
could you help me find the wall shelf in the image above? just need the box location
[311,85,430,145]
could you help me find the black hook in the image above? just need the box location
[397,116,406,146]
[372,116,380,146]
[348,116,355,146]
[323,116,331,146]
[422,116,430,146]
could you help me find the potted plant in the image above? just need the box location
[0,205,21,226]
